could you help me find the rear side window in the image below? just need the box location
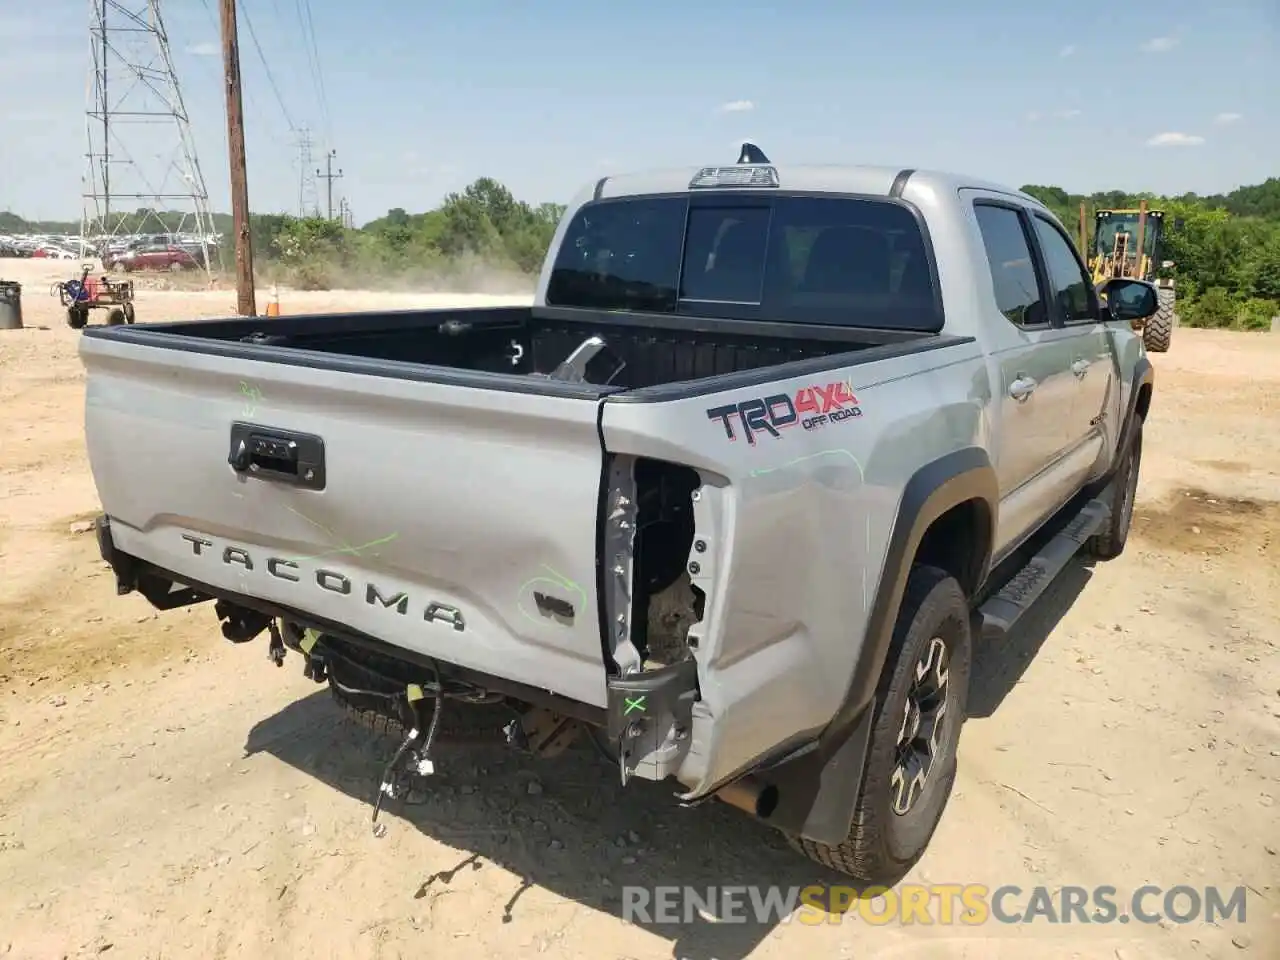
[546,194,941,331]
[973,204,1047,327]
[1031,216,1096,324]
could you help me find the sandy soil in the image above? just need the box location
[1,257,1277,959]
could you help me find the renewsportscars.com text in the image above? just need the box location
[622,884,1249,927]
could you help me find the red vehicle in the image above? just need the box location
[112,244,201,273]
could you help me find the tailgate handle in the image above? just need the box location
[228,421,326,490]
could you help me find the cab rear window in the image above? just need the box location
[546,194,942,331]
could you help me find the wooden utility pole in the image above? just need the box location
[318,150,344,221]
[219,0,256,315]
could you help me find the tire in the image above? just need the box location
[789,564,972,886]
[66,307,87,330]
[327,675,516,743]
[169,261,184,273]
[122,302,136,324]
[1087,418,1143,560]
[106,308,126,326]
[1142,288,1175,353]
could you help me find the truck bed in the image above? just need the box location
[85,304,932,394]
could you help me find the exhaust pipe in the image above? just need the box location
[715,775,780,820]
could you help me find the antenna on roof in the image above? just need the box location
[737,142,770,164]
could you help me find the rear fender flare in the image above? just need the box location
[827,445,998,741]
[747,446,998,844]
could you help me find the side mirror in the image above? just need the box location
[1098,278,1158,322]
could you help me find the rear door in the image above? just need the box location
[81,338,612,707]
[968,198,1081,555]
[1028,213,1115,482]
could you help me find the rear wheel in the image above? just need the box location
[1142,288,1175,353]
[66,307,88,330]
[788,565,971,886]
[106,308,126,326]
[122,302,136,324]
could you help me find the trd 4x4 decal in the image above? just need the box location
[706,379,863,445]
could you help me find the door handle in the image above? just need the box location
[1071,359,1090,379]
[228,421,326,490]
[1009,376,1037,401]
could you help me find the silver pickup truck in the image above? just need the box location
[81,146,1157,887]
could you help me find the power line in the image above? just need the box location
[292,0,330,141]
[193,0,275,139]
[239,0,296,132]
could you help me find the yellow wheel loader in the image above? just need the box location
[1078,200,1177,352]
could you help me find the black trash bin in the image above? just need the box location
[0,280,22,330]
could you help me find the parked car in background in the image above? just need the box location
[111,243,201,273]
[32,245,79,260]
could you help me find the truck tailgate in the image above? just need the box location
[81,336,610,707]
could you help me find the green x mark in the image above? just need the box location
[624,696,647,715]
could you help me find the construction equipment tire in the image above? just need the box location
[66,307,88,330]
[106,308,126,326]
[1143,289,1175,353]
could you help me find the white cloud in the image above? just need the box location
[718,100,755,114]
[1059,44,1075,58]
[1056,108,1082,119]
[185,42,219,57]
[1146,131,1204,147]
[1025,110,1041,122]
[1141,36,1178,53]
[1213,112,1243,125]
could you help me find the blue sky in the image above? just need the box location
[1,0,1276,225]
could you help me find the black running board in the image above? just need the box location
[979,497,1110,639]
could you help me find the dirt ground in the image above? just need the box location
[1,257,1277,960]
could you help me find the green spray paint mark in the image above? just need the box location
[517,564,587,627]
[285,505,398,563]
[748,448,863,478]
[624,695,647,715]
[239,381,263,417]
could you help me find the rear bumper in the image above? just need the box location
[95,512,873,846]
[93,513,610,725]
[96,514,704,744]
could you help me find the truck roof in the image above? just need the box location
[585,163,1046,210]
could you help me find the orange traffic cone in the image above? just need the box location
[265,284,281,317]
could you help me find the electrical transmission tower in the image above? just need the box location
[296,125,320,218]
[83,0,217,267]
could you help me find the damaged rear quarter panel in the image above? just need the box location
[600,343,988,793]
